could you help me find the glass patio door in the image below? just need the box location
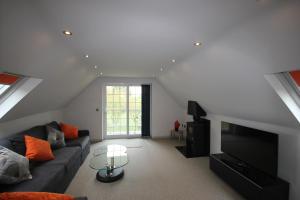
[104,85,141,139]
[128,86,142,136]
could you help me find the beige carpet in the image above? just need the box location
[65,139,244,200]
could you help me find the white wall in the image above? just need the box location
[0,110,62,139]
[207,114,300,200]
[63,77,184,141]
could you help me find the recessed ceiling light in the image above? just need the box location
[94,65,98,69]
[171,59,176,63]
[100,72,103,75]
[62,30,72,36]
[160,67,164,72]
[194,42,202,46]
[85,54,89,58]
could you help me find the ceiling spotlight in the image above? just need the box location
[171,59,176,63]
[62,30,72,36]
[85,54,89,58]
[94,65,98,69]
[160,67,164,72]
[194,42,202,46]
[100,72,103,75]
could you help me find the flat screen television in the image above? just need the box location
[187,100,206,121]
[221,121,278,177]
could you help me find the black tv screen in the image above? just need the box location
[221,122,278,177]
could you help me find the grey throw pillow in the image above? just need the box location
[46,126,66,149]
[0,145,32,184]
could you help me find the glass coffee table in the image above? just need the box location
[90,144,128,183]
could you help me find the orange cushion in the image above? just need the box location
[0,192,74,200]
[60,123,79,139]
[25,135,55,161]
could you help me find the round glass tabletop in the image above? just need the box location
[90,144,128,170]
[93,144,127,156]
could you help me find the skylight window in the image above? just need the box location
[287,71,300,95]
[0,72,42,119]
[265,70,300,124]
[281,71,300,108]
[0,73,20,97]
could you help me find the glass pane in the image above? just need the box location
[105,85,142,137]
[106,86,127,136]
[0,84,10,96]
[128,86,142,135]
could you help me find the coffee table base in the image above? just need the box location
[96,167,124,183]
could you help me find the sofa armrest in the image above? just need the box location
[78,130,90,137]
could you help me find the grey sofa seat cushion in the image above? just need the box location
[66,136,89,150]
[0,146,32,184]
[0,164,65,192]
[45,147,81,171]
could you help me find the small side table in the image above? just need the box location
[170,129,184,141]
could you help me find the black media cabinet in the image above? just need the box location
[186,119,210,157]
[210,154,289,200]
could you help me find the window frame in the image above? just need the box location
[265,71,300,124]
[281,72,300,108]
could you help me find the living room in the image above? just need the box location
[0,1,300,200]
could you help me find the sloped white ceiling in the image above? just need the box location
[158,0,300,128]
[3,0,281,77]
[1,0,299,128]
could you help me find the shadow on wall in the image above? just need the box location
[279,133,300,200]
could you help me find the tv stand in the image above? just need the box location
[185,119,210,157]
[210,154,289,200]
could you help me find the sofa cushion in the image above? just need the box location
[46,121,61,131]
[46,126,66,149]
[9,126,47,156]
[60,123,78,140]
[0,146,32,184]
[24,136,55,161]
[0,192,74,200]
[45,147,81,172]
[0,140,13,151]
[66,136,89,150]
[0,164,65,192]
[78,130,89,137]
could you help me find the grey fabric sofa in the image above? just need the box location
[0,121,90,194]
